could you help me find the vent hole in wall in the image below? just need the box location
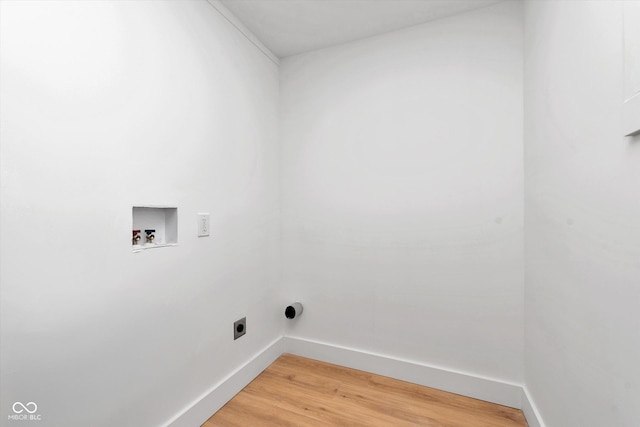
[285,306,296,319]
[285,302,303,319]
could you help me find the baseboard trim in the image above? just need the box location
[163,336,284,427]
[164,335,544,427]
[283,336,522,409]
[521,386,546,427]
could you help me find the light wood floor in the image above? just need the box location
[202,354,527,427]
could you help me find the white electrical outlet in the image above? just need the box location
[197,213,210,237]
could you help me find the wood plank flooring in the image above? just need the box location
[202,354,527,427]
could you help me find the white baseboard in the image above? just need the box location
[521,387,546,427]
[164,335,544,427]
[282,336,523,409]
[163,336,285,427]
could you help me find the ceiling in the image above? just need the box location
[218,0,505,58]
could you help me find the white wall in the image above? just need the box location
[280,1,524,384]
[0,1,280,426]
[524,1,640,426]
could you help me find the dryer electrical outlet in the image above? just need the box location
[234,317,246,340]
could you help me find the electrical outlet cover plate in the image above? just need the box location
[197,213,210,237]
[234,317,246,340]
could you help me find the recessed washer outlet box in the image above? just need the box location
[234,317,246,340]
[132,206,178,251]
